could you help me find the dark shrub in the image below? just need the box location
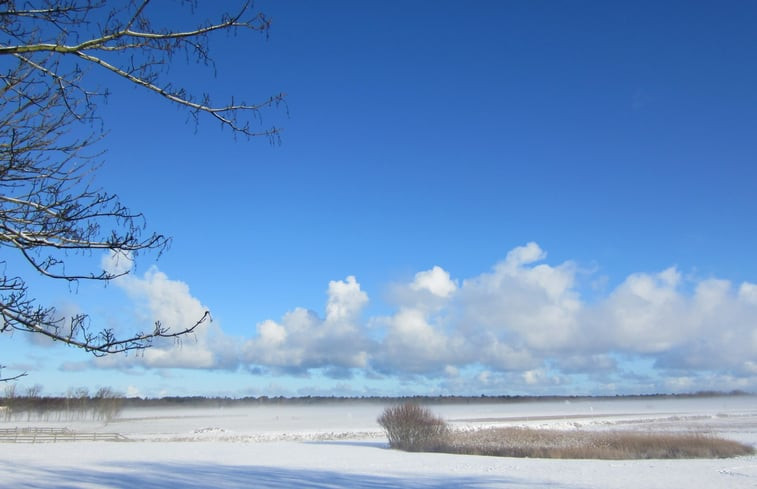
[377,403,449,451]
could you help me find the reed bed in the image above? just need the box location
[437,427,755,459]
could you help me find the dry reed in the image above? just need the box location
[437,427,754,459]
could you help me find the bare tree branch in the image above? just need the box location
[0,0,284,138]
[0,364,28,382]
[0,1,284,378]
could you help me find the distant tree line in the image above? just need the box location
[1,389,750,422]
[2,384,122,422]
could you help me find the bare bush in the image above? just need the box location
[440,427,755,460]
[377,403,449,451]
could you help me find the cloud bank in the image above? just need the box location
[82,244,757,394]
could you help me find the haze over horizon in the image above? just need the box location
[3,1,757,398]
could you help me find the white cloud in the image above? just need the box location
[371,249,581,376]
[373,307,462,375]
[649,278,757,373]
[738,282,757,304]
[371,265,464,375]
[522,368,562,386]
[458,242,581,352]
[101,249,134,277]
[592,268,690,353]
[410,266,457,298]
[477,341,539,372]
[237,244,757,392]
[93,252,238,371]
[444,365,460,377]
[75,246,757,394]
[477,370,491,384]
[325,276,368,323]
[242,276,371,375]
[503,241,546,268]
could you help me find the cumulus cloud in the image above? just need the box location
[458,242,582,353]
[74,245,757,393]
[236,243,757,392]
[410,266,457,298]
[373,306,465,375]
[242,276,371,375]
[650,278,757,374]
[590,267,690,353]
[325,275,369,322]
[93,251,238,371]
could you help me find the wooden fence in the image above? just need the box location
[0,427,129,443]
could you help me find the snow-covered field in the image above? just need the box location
[3,396,756,488]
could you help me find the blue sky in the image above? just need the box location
[3,1,757,397]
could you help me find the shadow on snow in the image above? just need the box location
[1,461,571,489]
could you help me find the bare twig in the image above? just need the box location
[0,1,281,358]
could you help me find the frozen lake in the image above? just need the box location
[2,395,756,488]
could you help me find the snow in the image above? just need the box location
[2,396,756,488]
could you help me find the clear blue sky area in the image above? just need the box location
[3,1,757,397]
